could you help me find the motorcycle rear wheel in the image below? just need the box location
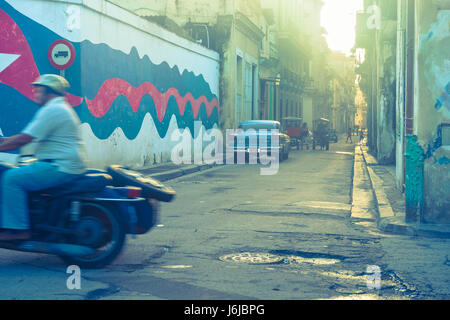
[59,202,126,269]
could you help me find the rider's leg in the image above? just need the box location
[1,162,78,231]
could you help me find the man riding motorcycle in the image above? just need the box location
[0,74,87,241]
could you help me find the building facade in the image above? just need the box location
[328,52,357,133]
[356,0,450,222]
[111,0,332,130]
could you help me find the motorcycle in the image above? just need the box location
[0,159,176,269]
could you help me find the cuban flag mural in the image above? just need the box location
[0,0,220,168]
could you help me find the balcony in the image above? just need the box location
[260,41,279,68]
[279,69,305,90]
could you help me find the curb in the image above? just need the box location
[147,163,219,182]
[378,217,450,239]
[359,145,450,239]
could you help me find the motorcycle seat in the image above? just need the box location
[34,173,113,198]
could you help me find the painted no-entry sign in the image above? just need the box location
[48,39,76,70]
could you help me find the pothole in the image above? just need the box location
[270,249,346,262]
[283,256,340,265]
[161,265,193,269]
[179,181,208,184]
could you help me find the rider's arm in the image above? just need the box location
[0,134,34,152]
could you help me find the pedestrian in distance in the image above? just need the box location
[0,74,87,241]
[346,127,353,143]
[359,129,365,144]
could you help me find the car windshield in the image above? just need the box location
[239,122,279,131]
[284,120,300,127]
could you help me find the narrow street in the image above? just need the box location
[3,136,448,300]
[112,136,409,300]
[0,0,448,307]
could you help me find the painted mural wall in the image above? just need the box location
[0,0,220,169]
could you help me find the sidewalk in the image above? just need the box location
[134,162,221,182]
[357,144,450,239]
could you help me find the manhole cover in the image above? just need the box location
[219,252,283,264]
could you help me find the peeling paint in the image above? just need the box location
[435,81,450,112]
[424,146,450,223]
[405,135,425,222]
[425,125,443,159]
[436,156,450,165]
[419,11,450,47]
[419,10,450,118]
[417,9,450,222]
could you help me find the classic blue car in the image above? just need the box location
[229,120,291,163]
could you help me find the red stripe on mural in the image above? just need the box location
[85,78,218,121]
[66,93,84,107]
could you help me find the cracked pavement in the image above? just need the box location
[1,137,449,300]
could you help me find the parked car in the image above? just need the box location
[281,117,303,150]
[230,120,291,162]
[328,129,338,143]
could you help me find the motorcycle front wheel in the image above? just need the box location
[59,202,126,269]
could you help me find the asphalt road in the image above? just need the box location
[0,136,448,301]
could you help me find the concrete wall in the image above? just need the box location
[0,0,220,169]
[394,0,450,221]
[416,6,449,138]
[416,2,450,221]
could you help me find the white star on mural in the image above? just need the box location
[0,53,21,73]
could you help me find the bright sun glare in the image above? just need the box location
[321,0,364,55]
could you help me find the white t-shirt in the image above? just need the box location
[22,97,87,174]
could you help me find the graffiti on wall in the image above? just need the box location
[0,1,219,164]
[435,81,450,113]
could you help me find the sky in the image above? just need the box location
[320,0,364,56]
